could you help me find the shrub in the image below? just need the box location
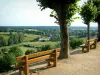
[25,49,37,55]
[23,44,34,48]
[0,53,16,72]
[70,38,84,49]
[9,46,24,57]
[37,48,42,52]
[41,45,51,51]
[0,50,3,55]
[54,42,61,48]
[1,48,9,54]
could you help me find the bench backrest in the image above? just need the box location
[85,38,97,45]
[16,48,60,67]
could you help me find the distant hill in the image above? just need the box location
[0,26,97,30]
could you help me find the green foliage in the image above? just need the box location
[37,0,78,10]
[0,53,16,72]
[9,46,24,57]
[93,0,100,12]
[0,50,3,55]
[18,32,24,43]
[41,45,51,51]
[25,49,37,55]
[0,36,4,47]
[50,1,80,26]
[8,34,14,45]
[14,33,19,44]
[92,0,100,22]
[54,42,60,48]
[80,0,97,24]
[0,36,8,47]
[1,48,9,54]
[0,47,21,72]
[8,32,24,45]
[70,38,84,49]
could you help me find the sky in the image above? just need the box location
[0,0,98,27]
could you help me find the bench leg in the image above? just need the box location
[47,59,51,66]
[90,45,92,49]
[25,56,30,75]
[53,49,57,67]
[94,43,97,49]
[94,40,97,48]
[87,41,90,52]
[82,47,84,53]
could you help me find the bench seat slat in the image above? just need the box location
[28,50,55,59]
[80,38,97,52]
[28,55,50,64]
[16,52,60,67]
[16,56,25,61]
[28,48,60,59]
[16,48,60,62]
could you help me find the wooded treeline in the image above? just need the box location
[0,32,24,47]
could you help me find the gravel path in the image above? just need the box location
[31,43,100,75]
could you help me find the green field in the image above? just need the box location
[0,32,40,42]
[24,34,40,42]
[0,32,58,52]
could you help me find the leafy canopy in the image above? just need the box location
[80,0,97,24]
[92,0,100,22]
[36,0,78,10]
[50,0,80,26]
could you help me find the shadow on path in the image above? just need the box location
[70,49,83,55]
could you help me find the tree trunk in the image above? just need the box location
[87,24,90,52]
[55,4,69,59]
[97,21,100,41]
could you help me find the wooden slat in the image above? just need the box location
[56,48,60,52]
[28,55,50,64]
[57,52,60,57]
[51,52,60,57]
[16,62,25,67]
[88,38,97,42]
[16,48,60,67]
[16,56,25,61]
[90,41,94,45]
[27,49,55,59]
[16,49,60,61]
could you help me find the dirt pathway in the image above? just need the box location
[32,44,100,75]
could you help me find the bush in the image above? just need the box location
[1,48,9,54]
[41,45,51,51]
[0,36,8,47]
[23,44,34,48]
[0,53,16,72]
[25,49,37,55]
[9,46,24,57]
[70,38,84,49]
[0,50,3,55]
[54,42,61,48]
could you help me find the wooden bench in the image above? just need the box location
[15,48,60,75]
[80,38,97,52]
